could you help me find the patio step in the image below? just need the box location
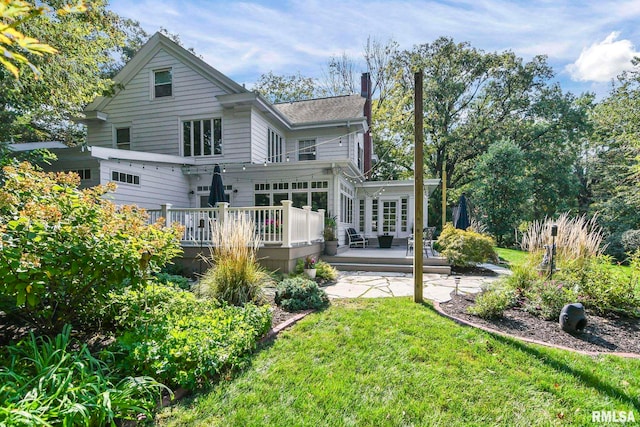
[328,262,451,275]
[322,255,450,266]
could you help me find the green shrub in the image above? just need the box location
[436,223,498,267]
[0,325,167,425]
[622,229,640,253]
[315,260,338,281]
[0,163,183,333]
[567,255,640,317]
[467,288,517,319]
[112,284,272,390]
[199,215,270,306]
[275,276,330,312]
[154,271,191,290]
[523,280,578,320]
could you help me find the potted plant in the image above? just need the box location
[323,215,338,255]
[303,256,317,278]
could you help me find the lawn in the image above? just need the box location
[157,298,640,426]
[495,247,529,267]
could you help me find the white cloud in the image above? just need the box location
[566,32,639,82]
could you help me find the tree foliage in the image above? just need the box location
[0,0,138,144]
[0,162,183,333]
[253,71,317,104]
[471,139,531,245]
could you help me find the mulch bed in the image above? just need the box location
[438,293,640,356]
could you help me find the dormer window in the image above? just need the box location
[154,69,172,98]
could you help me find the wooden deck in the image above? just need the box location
[322,245,451,275]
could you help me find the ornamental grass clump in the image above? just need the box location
[198,215,270,306]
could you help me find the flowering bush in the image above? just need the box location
[0,163,183,333]
[304,256,316,269]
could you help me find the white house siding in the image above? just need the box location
[101,160,190,210]
[41,149,101,189]
[284,126,355,164]
[89,49,228,157]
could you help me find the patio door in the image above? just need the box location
[381,200,398,236]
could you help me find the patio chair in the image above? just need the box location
[346,227,369,248]
[423,227,436,257]
[406,234,414,255]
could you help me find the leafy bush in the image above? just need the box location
[0,325,167,425]
[436,223,498,267]
[467,288,517,319]
[0,163,183,333]
[621,229,640,253]
[154,271,191,290]
[315,260,338,281]
[198,215,270,306]
[275,276,330,312]
[111,283,272,390]
[523,280,578,320]
[294,259,337,281]
[565,255,640,317]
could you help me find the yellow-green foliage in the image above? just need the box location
[0,163,183,333]
[315,260,338,281]
[436,223,498,267]
[198,215,270,306]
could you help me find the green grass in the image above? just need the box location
[495,247,529,267]
[157,298,640,426]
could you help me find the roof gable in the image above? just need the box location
[85,32,248,113]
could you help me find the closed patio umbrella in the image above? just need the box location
[207,164,226,207]
[454,193,470,230]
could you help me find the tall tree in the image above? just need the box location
[253,71,316,104]
[589,61,640,258]
[319,52,357,97]
[368,37,589,225]
[0,0,132,144]
[471,139,531,245]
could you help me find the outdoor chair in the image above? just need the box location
[406,227,437,257]
[423,227,436,257]
[346,227,369,248]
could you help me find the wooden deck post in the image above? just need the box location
[414,71,424,304]
[160,203,172,227]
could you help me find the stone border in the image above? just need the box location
[432,301,640,359]
[259,309,314,343]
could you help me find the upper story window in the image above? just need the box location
[268,128,283,163]
[298,139,316,161]
[154,69,172,98]
[183,118,222,156]
[116,127,131,150]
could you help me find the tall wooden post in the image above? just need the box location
[414,71,424,303]
[442,166,447,230]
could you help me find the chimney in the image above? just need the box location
[361,72,372,179]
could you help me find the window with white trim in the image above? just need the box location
[183,118,222,156]
[116,127,130,150]
[268,128,283,163]
[111,170,140,185]
[153,69,172,98]
[298,139,316,161]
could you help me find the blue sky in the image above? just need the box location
[108,0,640,98]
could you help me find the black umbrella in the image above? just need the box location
[454,193,470,230]
[207,164,226,207]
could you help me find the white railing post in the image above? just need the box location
[160,203,172,226]
[318,209,325,241]
[303,205,312,245]
[217,202,229,223]
[281,200,292,248]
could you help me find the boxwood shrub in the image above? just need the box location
[275,276,330,312]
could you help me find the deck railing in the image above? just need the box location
[146,201,324,247]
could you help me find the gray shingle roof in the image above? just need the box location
[273,94,365,124]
